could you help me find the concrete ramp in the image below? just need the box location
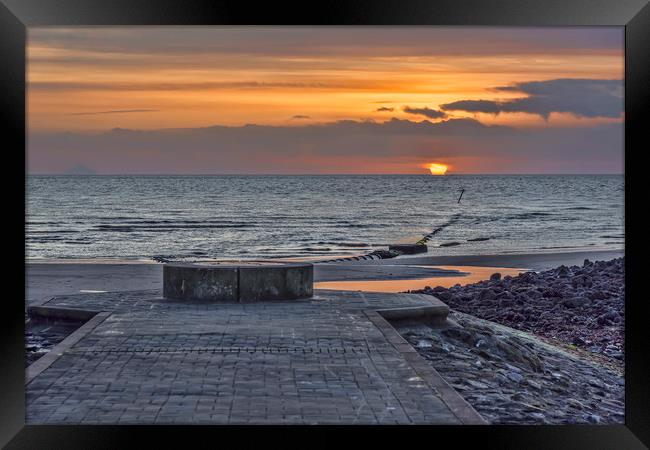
[26,289,484,425]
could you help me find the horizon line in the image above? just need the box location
[27,172,625,176]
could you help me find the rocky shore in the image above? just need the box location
[25,318,80,366]
[411,257,624,363]
[398,311,624,424]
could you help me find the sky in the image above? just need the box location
[27,27,624,174]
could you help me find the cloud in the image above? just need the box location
[68,109,159,115]
[291,115,311,120]
[30,81,332,92]
[402,106,448,119]
[441,78,623,119]
[28,27,623,61]
[441,100,503,114]
[27,117,622,174]
[375,107,394,112]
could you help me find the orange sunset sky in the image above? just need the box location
[27,27,624,174]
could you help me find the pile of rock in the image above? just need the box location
[25,318,80,367]
[412,257,624,361]
[399,311,624,424]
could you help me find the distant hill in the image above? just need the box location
[66,165,97,175]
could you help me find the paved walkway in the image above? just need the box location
[26,289,484,424]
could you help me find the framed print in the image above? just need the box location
[2,0,649,448]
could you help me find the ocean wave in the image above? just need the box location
[316,241,371,247]
[27,230,79,234]
[537,245,585,250]
[93,223,256,232]
[508,212,556,220]
[26,175,624,260]
[26,236,64,241]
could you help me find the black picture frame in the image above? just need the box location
[2,0,648,447]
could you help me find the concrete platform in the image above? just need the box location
[163,262,313,302]
[25,289,484,425]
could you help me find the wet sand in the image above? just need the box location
[315,265,525,293]
[26,249,622,306]
[26,262,162,306]
[336,249,623,271]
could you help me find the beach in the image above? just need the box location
[27,249,623,306]
[25,248,625,424]
[26,259,161,306]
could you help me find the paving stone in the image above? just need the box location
[26,289,466,424]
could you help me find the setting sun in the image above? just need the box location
[428,163,448,175]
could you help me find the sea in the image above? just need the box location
[26,175,624,261]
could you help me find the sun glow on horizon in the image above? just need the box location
[428,163,449,175]
[25,28,624,174]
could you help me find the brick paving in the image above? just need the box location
[26,289,480,424]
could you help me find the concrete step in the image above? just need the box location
[375,293,449,324]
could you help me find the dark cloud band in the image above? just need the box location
[441,78,623,119]
[402,106,448,119]
[28,117,622,174]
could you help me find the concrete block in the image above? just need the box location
[163,264,238,301]
[239,264,313,302]
[163,262,313,302]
